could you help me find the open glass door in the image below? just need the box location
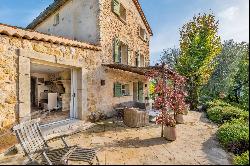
[70,69,78,119]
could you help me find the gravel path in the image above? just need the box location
[0,111,232,165]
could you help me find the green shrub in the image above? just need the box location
[206,99,232,109]
[207,104,249,124]
[233,151,249,165]
[217,119,249,154]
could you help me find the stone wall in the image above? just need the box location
[35,0,100,44]
[0,34,101,128]
[0,0,152,128]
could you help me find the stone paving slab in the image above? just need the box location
[0,111,232,165]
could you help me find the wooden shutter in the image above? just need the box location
[113,38,121,63]
[114,82,122,97]
[113,0,120,16]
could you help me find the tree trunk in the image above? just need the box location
[188,78,199,111]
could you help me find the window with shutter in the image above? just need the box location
[114,82,122,97]
[138,82,144,102]
[113,0,120,16]
[121,43,128,65]
[122,84,130,96]
[113,38,121,63]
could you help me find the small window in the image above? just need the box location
[114,83,130,97]
[54,13,60,26]
[120,4,126,22]
[139,27,147,41]
[122,84,130,96]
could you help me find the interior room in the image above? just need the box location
[30,63,72,124]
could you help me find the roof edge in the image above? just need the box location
[26,0,153,36]
[26,0,69,29]
[0,23,101,51]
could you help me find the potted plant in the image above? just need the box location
[174,110,185,124]
[156,112,177,141]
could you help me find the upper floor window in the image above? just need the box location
[54,13,60,26]
[135,51,145,67]
[112,0,126,22]
[139,27,147,41]
[113,38,129,65]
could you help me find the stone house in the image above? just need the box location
[0,0,153,129]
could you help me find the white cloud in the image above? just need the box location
[217,0,249,42]
[218,6,239,21]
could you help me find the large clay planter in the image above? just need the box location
[163,126,176,141]
[123,108,149,128]
[184,108,189,115]
[174,114,185,124]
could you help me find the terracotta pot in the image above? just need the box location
[175,114,184,124]
[163,126,176,141]
[184,108,189,115]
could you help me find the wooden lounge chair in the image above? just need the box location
[12,119,99,165]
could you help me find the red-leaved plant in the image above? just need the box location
[146,62,188,137]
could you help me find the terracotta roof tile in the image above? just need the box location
[0,23,101,51]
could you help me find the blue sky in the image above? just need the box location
[0,0,249,64]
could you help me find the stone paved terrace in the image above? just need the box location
[0,111,232,165]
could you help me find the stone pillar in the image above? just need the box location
[77,68,88,121]
[18,56,31,122]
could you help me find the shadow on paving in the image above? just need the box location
[101,137,171,149]
[83,119,159,135]
[198,111,232,165]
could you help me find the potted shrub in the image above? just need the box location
[156,112,177,141]
[174,110,185,124]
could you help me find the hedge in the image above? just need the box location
[207,104,249,124]
[217,119,249,154]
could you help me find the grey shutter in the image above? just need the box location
[113,0,120,16]
[114,82,122,97]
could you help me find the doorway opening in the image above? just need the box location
[30,63,72,124]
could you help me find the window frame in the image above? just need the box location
[139,26,147,42]
[112,0,127,24]
[114,83,130,97]
[53,13,60,26]
[113,38,129,65]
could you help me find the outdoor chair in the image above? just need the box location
[12,119,99,165]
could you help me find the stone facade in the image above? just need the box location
[99,0,150,66]
[0,0,152,130]
[0,33,101,129]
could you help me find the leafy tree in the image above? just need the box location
[228,43,249,110]
[201,40,249,110]
[176,13,222,110]
[161,47,180,70]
